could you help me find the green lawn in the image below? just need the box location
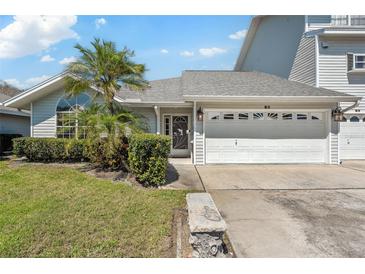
[0,160,187,257]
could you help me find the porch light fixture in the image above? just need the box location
[332,107,344,122]
[197,107,204,121]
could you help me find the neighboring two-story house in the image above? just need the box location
[235,15,365,160]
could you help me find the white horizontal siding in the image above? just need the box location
[32,89,63,137]
[318,38,365,112]
[330,132,339,164]
[127,106,157,133]
[32,89,104,137]
[195,134,204,165]
[289,35,316,86]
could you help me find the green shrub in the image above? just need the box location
[65,139,88,162]
[0,134,22,155]
[13,137,29,157]
[128,133,171,186]
[12,137,87,162]
[84,136,128,170]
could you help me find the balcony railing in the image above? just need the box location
[331,15,365,26]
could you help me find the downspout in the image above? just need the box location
[30,102,33,137]
[193,101,196,165]
[154,105,160,134]
[342,100,360,113]
[315,34,320,88]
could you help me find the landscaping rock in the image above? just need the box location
[186,193,227,258]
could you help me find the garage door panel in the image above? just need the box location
[206,138,327,164]
[204,111,328,164]
[340,122,365,159]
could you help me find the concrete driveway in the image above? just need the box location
[197,162,365,257]
[197,163,365,190]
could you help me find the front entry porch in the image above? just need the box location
[156,107,193,158]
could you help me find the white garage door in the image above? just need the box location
[205,111,328,164]
[340,116,365,159]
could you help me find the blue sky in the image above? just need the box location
[0,15,251,90]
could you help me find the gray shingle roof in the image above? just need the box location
[117,77,183,102]
[115,70,354,103]
[181,70,352,98]
[0,92,30,116]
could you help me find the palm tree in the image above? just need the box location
[65,38,149,114]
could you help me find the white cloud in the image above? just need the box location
[160,49,169,54]
[0,15,78,59]
[59,56,77,65]
[40,54,55,62]
[180,50,194,57]
[25,75,51,87]
[229,29,247,40]
[5,75,50,89]
[4,79,23,89]
[199,47,227,57]
[95,18,107,29]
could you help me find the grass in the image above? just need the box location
[0,160,187,257]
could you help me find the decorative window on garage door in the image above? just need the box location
[282,113,293,120]
[208,112,220,120]
[206,111,324,122]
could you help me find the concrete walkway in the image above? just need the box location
[161,158,204,190]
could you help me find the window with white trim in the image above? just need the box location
[164,116,170,135]
[354,54,365,69]
[56,93,91,139]
[350,116,360,122]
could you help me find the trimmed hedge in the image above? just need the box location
[13,137,87,162]
[128,133,171,186]
[0,134,22,155]
[84,137,128,170]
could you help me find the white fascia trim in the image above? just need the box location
[3,72,67,107]
[233,16,264,71]
[121,102,193,107]
[321,30,365,36]
[204,107,331,112]
[4,71,125,107]
[183,95,360,103]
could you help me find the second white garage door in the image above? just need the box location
[340,117,365,160]
[205,111,328,164]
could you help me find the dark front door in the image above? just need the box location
[172,115,189,156]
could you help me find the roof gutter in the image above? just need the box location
[183,95,360,103]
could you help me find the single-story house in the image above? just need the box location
[3,70,360,165]
[0,92,30,137]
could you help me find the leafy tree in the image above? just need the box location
[65,38,149,114]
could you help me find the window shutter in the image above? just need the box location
[347,52,354,71]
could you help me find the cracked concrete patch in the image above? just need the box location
[266,190,365,257]
[210,189,365,257]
